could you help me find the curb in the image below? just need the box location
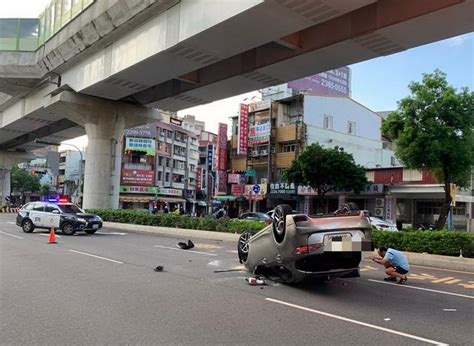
[0,208,19,213]
[103,222,473,273]
[103,222,241,242]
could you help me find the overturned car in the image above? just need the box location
[238,203,372,284]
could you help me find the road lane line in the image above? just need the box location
[69,250,123,264]
[6,221,16,225]
[444,279,462,285]
[37,233,62,238]
[432,277,455,283]
[368,279,474,299]
[153,245,217,256]
[96,231,127,235]
[265,298,448,346]
[0,231,24,239]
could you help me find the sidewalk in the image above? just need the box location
[103,222,474,272]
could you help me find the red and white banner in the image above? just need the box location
[217,123,228,171]
[237,104,249,155]
[228,173,240,184]
[121,169,155,186]
[231,184,244,196]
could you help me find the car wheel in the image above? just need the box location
[62,222,75,236]
[238,232,253,264]
[22,219,34,233]
[85,229,97,235]
[272,204,293,243]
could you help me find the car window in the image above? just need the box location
[245,214,257,219]
[58,204,83,214]
[32,203,45,212]
[45,204,60,213]
[23,203,34,211]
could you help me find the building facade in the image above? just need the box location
[119,120,199,214]
[57,149,84,203]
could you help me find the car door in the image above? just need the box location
[29,202,46,227]
[44,204,61,229]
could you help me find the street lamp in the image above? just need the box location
[34,139,84,205]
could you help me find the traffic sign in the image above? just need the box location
[252,184,261,194]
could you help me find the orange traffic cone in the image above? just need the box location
[48,227,57,244]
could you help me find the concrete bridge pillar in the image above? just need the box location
[45,92,161,210]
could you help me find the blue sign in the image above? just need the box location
[252,184,261,194]
[207,144,214,172]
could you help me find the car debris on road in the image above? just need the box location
[177,240,194,250]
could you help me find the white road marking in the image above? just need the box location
[6,221,16,225]
[443,309,457,312]
[0,231,24,239]
[153,245,217,256]
[368,279,474,299]
[265,298,448,346]
[69,250,123,264]
[362,260,474,275]
[96,231,127,235]
[37,233,62,238]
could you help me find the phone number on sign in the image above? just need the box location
[321,79,347,94]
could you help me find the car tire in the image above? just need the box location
[237,232,253,264]
[62,222,75,236]
[22,219,34,233]
[85,229,97,235]
[272,204,293,244]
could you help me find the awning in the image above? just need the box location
[157,197,186,203]
[119,195,153,203]
[197,201,207,207]
[215,195,236,201]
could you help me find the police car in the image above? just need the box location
[16,202,103,235]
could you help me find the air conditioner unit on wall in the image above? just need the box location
[375,198,384,207]
[252,150,259,157]
[260,149,268,156]
[374,207,384,217]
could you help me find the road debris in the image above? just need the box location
[247,277,266,286]
[177,240,194,250]
[154,266,164,272]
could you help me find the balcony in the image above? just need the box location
[172,182,185,189]
[173,168,186,176]
[276,152,296,168]
[277,124,302,143]
[231,157,247,171]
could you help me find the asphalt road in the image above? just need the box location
[1,214,473,345]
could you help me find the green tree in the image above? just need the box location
[283,144,368,213]
[382,70,474,229]
[11,166,41,194]
[40,184,51,197]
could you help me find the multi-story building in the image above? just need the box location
[57,150,84,203]
[119,120,199,213]
[196,130,218,214]
[229,90,399,214]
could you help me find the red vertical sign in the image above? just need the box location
[238,103,249,155]
[217,123,228,171]
[196,167,202,192]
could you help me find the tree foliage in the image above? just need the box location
[11,166,41,193]
[382,70,474,228]
[283,144,368,209]
[40,184,51,196]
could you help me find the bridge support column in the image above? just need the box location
[45,92,161,210]
[82,114,125,210]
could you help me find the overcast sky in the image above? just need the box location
[3,1,472,151]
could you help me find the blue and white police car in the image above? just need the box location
[16,202,103,235]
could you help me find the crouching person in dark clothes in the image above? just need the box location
[369,246,409,284]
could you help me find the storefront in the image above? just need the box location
[119,186,186,212]
[267,182,298,210]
